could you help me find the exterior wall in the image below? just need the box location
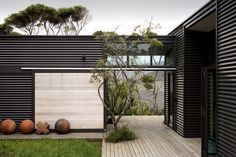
[164,50,174,125]
[0,36,103,131]
[217,0,236,156]
[0,36,103,67]
[184,30,209,137]
[0,72,33,131]
[35,73,104,130]
[166,0,217,138]
[165,2,236,157]
[167,26,185,136]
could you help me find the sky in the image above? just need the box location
[0,0,209,35]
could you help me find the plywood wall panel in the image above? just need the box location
[35,73,104,130]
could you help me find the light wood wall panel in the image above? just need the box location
[35,73,104,129]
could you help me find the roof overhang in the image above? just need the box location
[21,67,177,71]
[169,0,216,35]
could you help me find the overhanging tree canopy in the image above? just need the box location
[4,4,91,35]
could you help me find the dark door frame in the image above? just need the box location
[168,72,174,128]
[201,66,217,157]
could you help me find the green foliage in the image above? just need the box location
[0,139,101,157]
[93,30,118,36]
[108,81,138,115]
[0,23,13,35]
[106,125,136,143]
[91,23,163,130]
[131,102,152,115]
[141,74,155,91]
[141,74,155,83]
[0,23,21,35]
[5,4,90,35]
[107,80,153,116]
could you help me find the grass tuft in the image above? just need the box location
[106,125,137,143]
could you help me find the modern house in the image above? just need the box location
[164,0,236,156]
[0,0,235,157]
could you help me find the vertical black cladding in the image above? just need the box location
[217,0,236,156]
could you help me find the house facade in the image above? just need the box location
[0,0,235,156]
[164,0,236,156]
[0,35,174,132]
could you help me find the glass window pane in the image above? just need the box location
[152,55,165,65]
[129,56,150,66]
[107,56,127,65]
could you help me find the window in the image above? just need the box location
[129,56,151,66]
[152,55,165,65]
[107,56,127,65]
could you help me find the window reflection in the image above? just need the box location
[153,56,165,65]
[107,56,127,65]
[129,56,150,66]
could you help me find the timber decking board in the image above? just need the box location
[102,116,201,157]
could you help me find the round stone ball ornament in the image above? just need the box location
[20,119,35,134]
[55,119,70,134]
[0,119,16,135]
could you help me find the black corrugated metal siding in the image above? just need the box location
[184,30,208,137]
[217,0,236,156]
[169,27,185,136]
[0,36,103,67]
[0,73,33,131]
[164,49,175,125]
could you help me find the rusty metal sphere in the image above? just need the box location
[0,119,16,135]
[20,119,34,134]
[55,119,70,134]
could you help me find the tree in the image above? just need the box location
[91,25,162,130]
[55,6,92,35]
[5,4,91,35]
[93,30,117,36]
[0,23,21,35]
[140,58,164,114]
[0,23,13,35]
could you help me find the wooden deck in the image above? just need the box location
[102,116,201,157]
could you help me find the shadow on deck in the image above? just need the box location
[102,116,201,157]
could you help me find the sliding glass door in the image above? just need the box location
[202,68,217,157]
[168,73,174,128]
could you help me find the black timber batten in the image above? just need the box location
[217,0,236,156]
[0,36,103,68]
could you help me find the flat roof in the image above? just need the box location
[168,0,216,35]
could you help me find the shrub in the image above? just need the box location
[131,102,152,115]
[106,125,137,143]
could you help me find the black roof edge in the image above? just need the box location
[168,0,216,35]
[0,35,98,38]
[0,35,175,44]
